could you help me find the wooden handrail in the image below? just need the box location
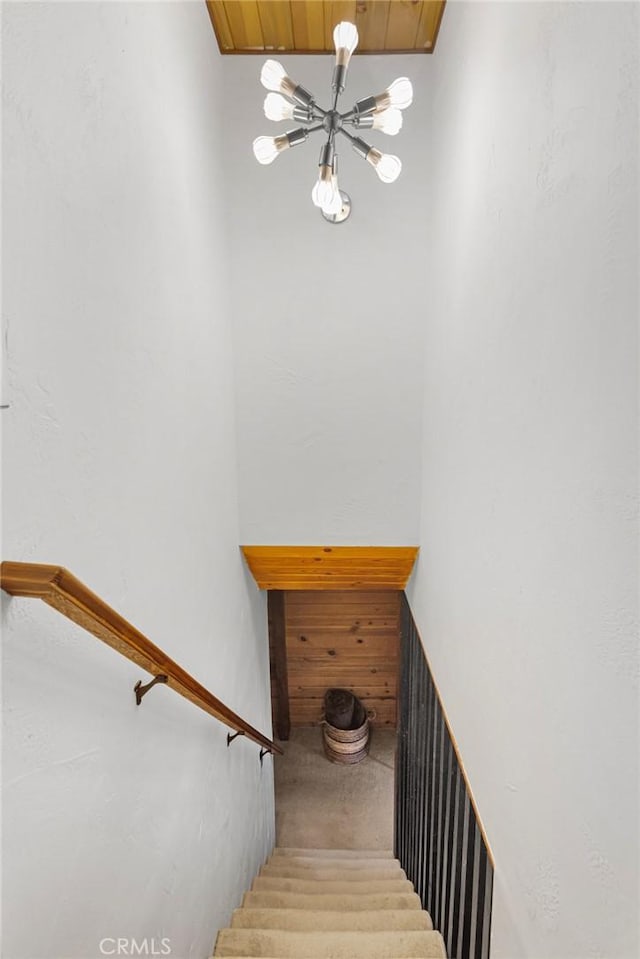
[1,562,282,755]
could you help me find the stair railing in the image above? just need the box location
[395,595,493,958]
[1,562,281,758]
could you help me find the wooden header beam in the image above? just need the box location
[241,545,419,591]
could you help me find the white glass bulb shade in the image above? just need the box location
[311,181,323,208]
[366,148,402,183]
[312,165,340,214]
[333,21,358,66]
[386,77,413,110]
[312,166,333,208]
[264,92,294,122]
[375,153,402,183]
[372,108,403,136]
[253,135,284,165]
[323,177,343,215]
[260,59,288,92]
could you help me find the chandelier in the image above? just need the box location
[252,21,413,224]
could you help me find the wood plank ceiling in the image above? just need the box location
[206,1,446,55]
[241,545,419,590]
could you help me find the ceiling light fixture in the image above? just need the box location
[252,21,413,224]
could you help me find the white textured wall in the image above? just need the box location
[222,55,430,546]
[407,3,639,957]
[1,4,274,958]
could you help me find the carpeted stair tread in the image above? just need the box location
[260,864,406,882]
[265,855,402,868]
[266,855,403,871]
[252,877,414,895]
[213,929,447,958]
[230,909,433,932]
[273,848,395,859]
[241,891,423,912]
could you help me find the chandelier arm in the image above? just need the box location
[337,126,357,142]
[339,127,374,161]
[289,84,316,109]
[321,128,337,154]
[317,136,335,171]
[304,124,327,135]
[348,115,374,130]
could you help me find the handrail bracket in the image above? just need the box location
[227,730,245,747]
[134,674,169,705]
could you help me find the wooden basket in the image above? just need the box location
[322,690,371,765]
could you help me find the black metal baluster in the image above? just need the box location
[427,668,439,915]
[442,733,456,952]
[455,790,471,958]
[474,843,489,959]
[445,764,459,956]
[395,610,404,863]
[481,850,494,959]
[415,650,427,905]
[461,812,478,958]
[436,712,448,929]
[445,731,456,928]
[405,612,412,866]
[448,765,466,957]
[396,603,409,864]
[473,827,484,956]
[406,618,417,883]
[421,668,435,909]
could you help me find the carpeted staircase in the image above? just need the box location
[213,847,447,958]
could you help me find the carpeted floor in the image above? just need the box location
[274,726,396,851]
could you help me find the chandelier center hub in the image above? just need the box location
[323,110,343,135]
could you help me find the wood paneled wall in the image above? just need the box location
[270,590,401,730]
